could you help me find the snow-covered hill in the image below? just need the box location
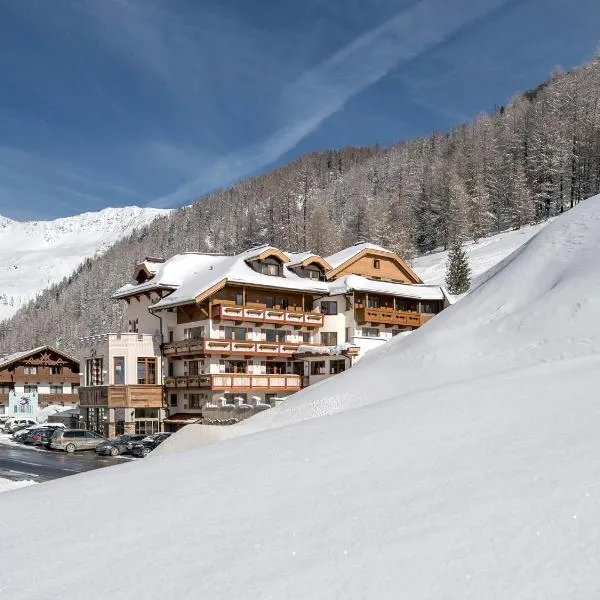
[1,198,600,598]
[411,220,550,288]
[0,206,170,321]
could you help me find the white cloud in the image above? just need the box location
[151,0,511,208]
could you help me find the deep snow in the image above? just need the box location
[1,198,599,599]
[0,206,169,320]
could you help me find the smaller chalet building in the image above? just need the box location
[0,346,80,416]
[85,241,447,431]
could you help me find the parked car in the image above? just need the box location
[50,429,107,452]
[13,425,39,441]
[23,426,62,446]
[3,418,37,433]
[130,433,171,457]
[95,434,146,457]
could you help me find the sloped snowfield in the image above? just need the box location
[2,198,600,599]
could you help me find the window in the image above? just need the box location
[224,326,247,341]
[367,297,380,309]
[265,361,286,375]
[23,366,37,375]
[221,360,247,374]
[168,361,174,377]
[114,356,125,385]
[345,297,352,311]
[85,358,103,386]
[235,293,244,306]
[277,298,288,310]
[184,326,204,340]
[265,296,275,309]
[301,331,311,344]
[320,332,338,346]
[362,327,379,338]
[263,329,287,343]
[168,330,174,343]
[258,262,280,276]
[310,361,326,376]
[330,360,346,375]
[137,358,157,384]
[50,366,63,375]
[72,384,79,394]
[186,360,204,376]
[421,302,438,314]
[189,393,204,409]
[307,269,321,280]
[374,259,381,269]
[49,385,63,394]
[0,384,13,394]
[24,385,38,393]
[320,301,338,315]
[169,394,178,407]
[345,327,350,343]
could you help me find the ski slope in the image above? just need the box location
[0,206,170,321]
[1,198,600,599]
[411,220,550,287]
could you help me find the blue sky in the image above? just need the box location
[1,0,599,220]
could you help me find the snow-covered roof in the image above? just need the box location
[328,275,445,301]
[113,254,218,299]
[149,250,329,310]
[325,242,389,269]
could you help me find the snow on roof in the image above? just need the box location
[150,250,328,310]
[0,346,72,370]
[113,254,216,299]
[328,275,444,301]
[325,241,389,269]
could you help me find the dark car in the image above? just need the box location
[23,427,60,447]
[95,434,146,457]
[130,433,171,457]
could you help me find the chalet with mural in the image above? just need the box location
[79,242,447,433]
[0,346,80,416]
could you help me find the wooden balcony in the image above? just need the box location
[211,304,323,327]
[39,393,80,405]
[163,338,320,357]
[164,374,303,391]
[79,385,163,408]
[355,307,432,327]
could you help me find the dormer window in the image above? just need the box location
[374,259,381,269]
[251,258,282,277]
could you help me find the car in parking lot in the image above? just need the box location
[130,432,171,457]
[22,426,63,447]
[95,434,146,456]
[50,429,107,452]
[3,418,37,433]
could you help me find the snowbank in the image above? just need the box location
[1,197,600,598]
[0,478,36,494]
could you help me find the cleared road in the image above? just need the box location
[0,442,129,483]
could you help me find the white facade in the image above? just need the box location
[80,333,162,386]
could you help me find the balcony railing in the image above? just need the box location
[211,304,324,327]
[164,338,320,357]
[164,374,303,391]
[355,307,433,327]
[79,385,163,408]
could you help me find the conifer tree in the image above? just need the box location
[445,243,471,295]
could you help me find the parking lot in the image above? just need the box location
[0,433,132,483]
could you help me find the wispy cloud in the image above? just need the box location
[152,0,511,208]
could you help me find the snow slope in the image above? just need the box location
[0,206,170,321]
[1,198,600,599]
[411,220,550,287]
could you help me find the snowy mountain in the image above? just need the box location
[1,196,599,598]
[0,206,170,321]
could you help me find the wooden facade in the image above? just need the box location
[0,347,80,386]
[79,384,163,409]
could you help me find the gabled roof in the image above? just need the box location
[324,242,422,284]
[0,345,79,370]
[285,252,332,271]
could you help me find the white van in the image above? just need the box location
[3,418,37,433]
